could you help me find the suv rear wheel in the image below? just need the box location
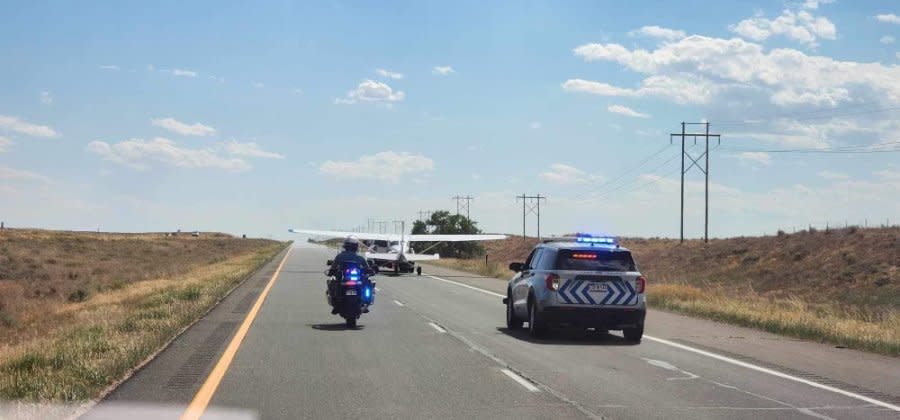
[623,326,643,342]
[506,292,523,330]
[528,298,547,338]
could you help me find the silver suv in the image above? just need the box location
[503,235,646,341]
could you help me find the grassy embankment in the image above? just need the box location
[429,227,900,356]
[0,229,289,402]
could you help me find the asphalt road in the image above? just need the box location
[92,244,900,419]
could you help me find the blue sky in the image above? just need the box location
[2,0,899,239]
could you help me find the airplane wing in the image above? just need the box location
[289,229,398,241]
[405,234,507,242]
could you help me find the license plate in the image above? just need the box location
[589,283,608,293]
[345,289,357,296]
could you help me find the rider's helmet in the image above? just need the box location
[343,235,360,253]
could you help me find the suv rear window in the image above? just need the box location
[555,250,636,272]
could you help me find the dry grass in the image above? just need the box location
[0,228,288,401]
[438,227,900,356]
[648,284,900,356]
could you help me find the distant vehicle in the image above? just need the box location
[191,231,200,237]
[504,234,646,341]
[289,225,506,275]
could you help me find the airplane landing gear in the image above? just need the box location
[416,266,422,276]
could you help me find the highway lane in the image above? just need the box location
[92,244,899,419]
[203,245,584,419]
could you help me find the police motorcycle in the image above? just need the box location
[325,260,376,328]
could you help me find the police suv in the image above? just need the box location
[503,234,646,341]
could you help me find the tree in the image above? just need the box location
[411,210,485,258]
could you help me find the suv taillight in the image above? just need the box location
[545,273,560,291]
[636,276,646,294]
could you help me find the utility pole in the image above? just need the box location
[376,221,388,234]
[670,122,720,243]
[417,210,433,222]
[452,195,474,219]
[516,194,547,239]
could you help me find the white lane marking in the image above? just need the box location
[426,275,505,298]
[644,358,679,371]
[643,336,900,413]
[643,358,699,381]
[501,368,541,392]
[424,274,900,413]
[393,300,405,307]
[428,322,447,333]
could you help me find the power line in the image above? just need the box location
[569,144,672,199]
[579,143,716,203]
[572,144,697,203]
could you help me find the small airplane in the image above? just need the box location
[289,225,506,275]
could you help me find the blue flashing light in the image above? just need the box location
[574,234,617,245]
[364,287,371,299]
[346,267,360,281]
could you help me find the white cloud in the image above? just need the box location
[319,151,433,182]
[87,138,250,171]
[432,66,455,75]
[99,64,120,71]
[569,36,900,109]
[224,140,284,159]
[151,117,216,136]
[817,170,849,180]
[0,166,51,183]
[562,79,637,97]
[875,166,900,180]
[881,35,895,45]
[209,75,225,83]
[730,9,836,47]
[39,91,53,105]
[529,121,542,129]
[335,80,405,105]
[607,104,650,118]
[876,14,900,24]
[628,25,686,41]
[171,68,198,77]
[733,151,772,166]
[539,164,603,185]
[0,115,59,138]
[803,0,833,10]
[375,69,404,80]
[0,136,10,152]
[562,75,717,104]
[252,82,264,88]
[293,88,303,94]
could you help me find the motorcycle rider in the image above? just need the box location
[329,235,374,314]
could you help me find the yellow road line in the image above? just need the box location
[181,247,292,420]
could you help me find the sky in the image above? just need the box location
[1,0,899,240]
